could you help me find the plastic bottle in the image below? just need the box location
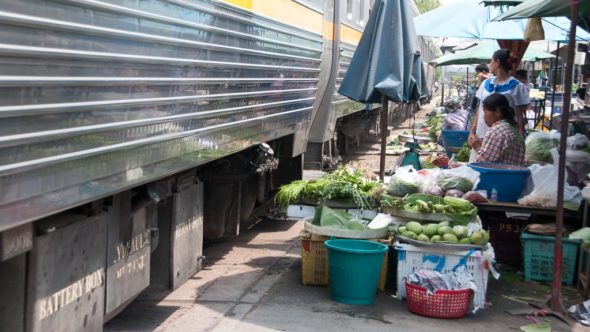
[490,188,498,202]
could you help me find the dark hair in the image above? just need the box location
[492,49,514,72]
[475,63,489,73]
[514,69,527,82]
[482,94,517,126]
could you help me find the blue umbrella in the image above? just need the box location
[338,0,425,179]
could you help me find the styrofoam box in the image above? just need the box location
[286,205,379,220]
[395,243,490,310]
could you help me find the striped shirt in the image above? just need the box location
[476,120,525,166]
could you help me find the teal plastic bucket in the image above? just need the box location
[324,239,388,305]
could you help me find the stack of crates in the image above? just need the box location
[521,232,581,285]
[299,230,390,291]
[395,243,490,310]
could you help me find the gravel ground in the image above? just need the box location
[341,97,440,174]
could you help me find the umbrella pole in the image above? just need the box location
[551,0,578,312]
[440,67,445,106]
[379,96,389,181]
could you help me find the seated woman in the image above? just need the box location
[436,99,470,146]
[470,94,525,166]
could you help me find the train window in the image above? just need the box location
[346,0,353,20]
[358,0,366,26]
[292,0,323,13]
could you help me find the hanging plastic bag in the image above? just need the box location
[387,165,422,197]
[418,168,445,196]
[436,165,480,193]
[518,149,582,208]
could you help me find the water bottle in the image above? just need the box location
[490,188,498,202]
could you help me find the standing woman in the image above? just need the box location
[467,49,530,162]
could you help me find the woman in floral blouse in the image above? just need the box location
[470,94,525,166]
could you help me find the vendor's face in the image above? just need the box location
[488,58,500,75]
[483,107,502,126]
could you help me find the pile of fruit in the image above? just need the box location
[396,221,489,246]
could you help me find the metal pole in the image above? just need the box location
[550,42,560,129]
[440,67,445,106]
[551,0,578,312]
[379,95,388,181]
[466,67,469,98]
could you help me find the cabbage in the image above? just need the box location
[437,173,474,192]
[387,176,419,197]
[525,133,558,163]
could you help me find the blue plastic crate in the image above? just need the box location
[441,129,469,150]
[521,232,581,285]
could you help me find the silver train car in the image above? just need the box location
[0,0,435,330]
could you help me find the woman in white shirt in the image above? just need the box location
[467,49,530,162]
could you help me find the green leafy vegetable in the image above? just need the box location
[436,173,474,193]
[456,142,471,162]
[525,133,558,163]
[274,164,383,209]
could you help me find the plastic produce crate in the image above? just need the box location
[521,232,581,285]
[405,282,473,319]
[441,130,469,150]
[300,230,390,291]
[395,243,490,310]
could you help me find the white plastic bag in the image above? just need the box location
[417,169,444,196]
[567,133,590,150]
[387,165,422,197]
[436,166,480,192]
[518,149,582,207]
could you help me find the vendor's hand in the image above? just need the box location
[471,139,482,150]
[467,131,478,148]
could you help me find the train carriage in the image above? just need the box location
[0,0,435,330]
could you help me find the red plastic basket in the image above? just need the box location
[405,282,473,319]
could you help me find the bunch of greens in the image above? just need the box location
[426,115,444,141]
[455,142,471,162]
[387,136,401,146]
[379,194,404,208]
[274,164,383,210]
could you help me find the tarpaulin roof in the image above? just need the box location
[431,40,556,66]
[414,0,590,42]
[493,0,590,33]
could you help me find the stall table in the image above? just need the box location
[475,201,566,216]
[474,202,580,268]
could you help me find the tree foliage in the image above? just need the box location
[415,0,441,14]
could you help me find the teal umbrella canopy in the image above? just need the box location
[432,40,556,66]
[338,0,424,103]
[493,0,590,32]
[414,0,590,42]
[412,53,430,100]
